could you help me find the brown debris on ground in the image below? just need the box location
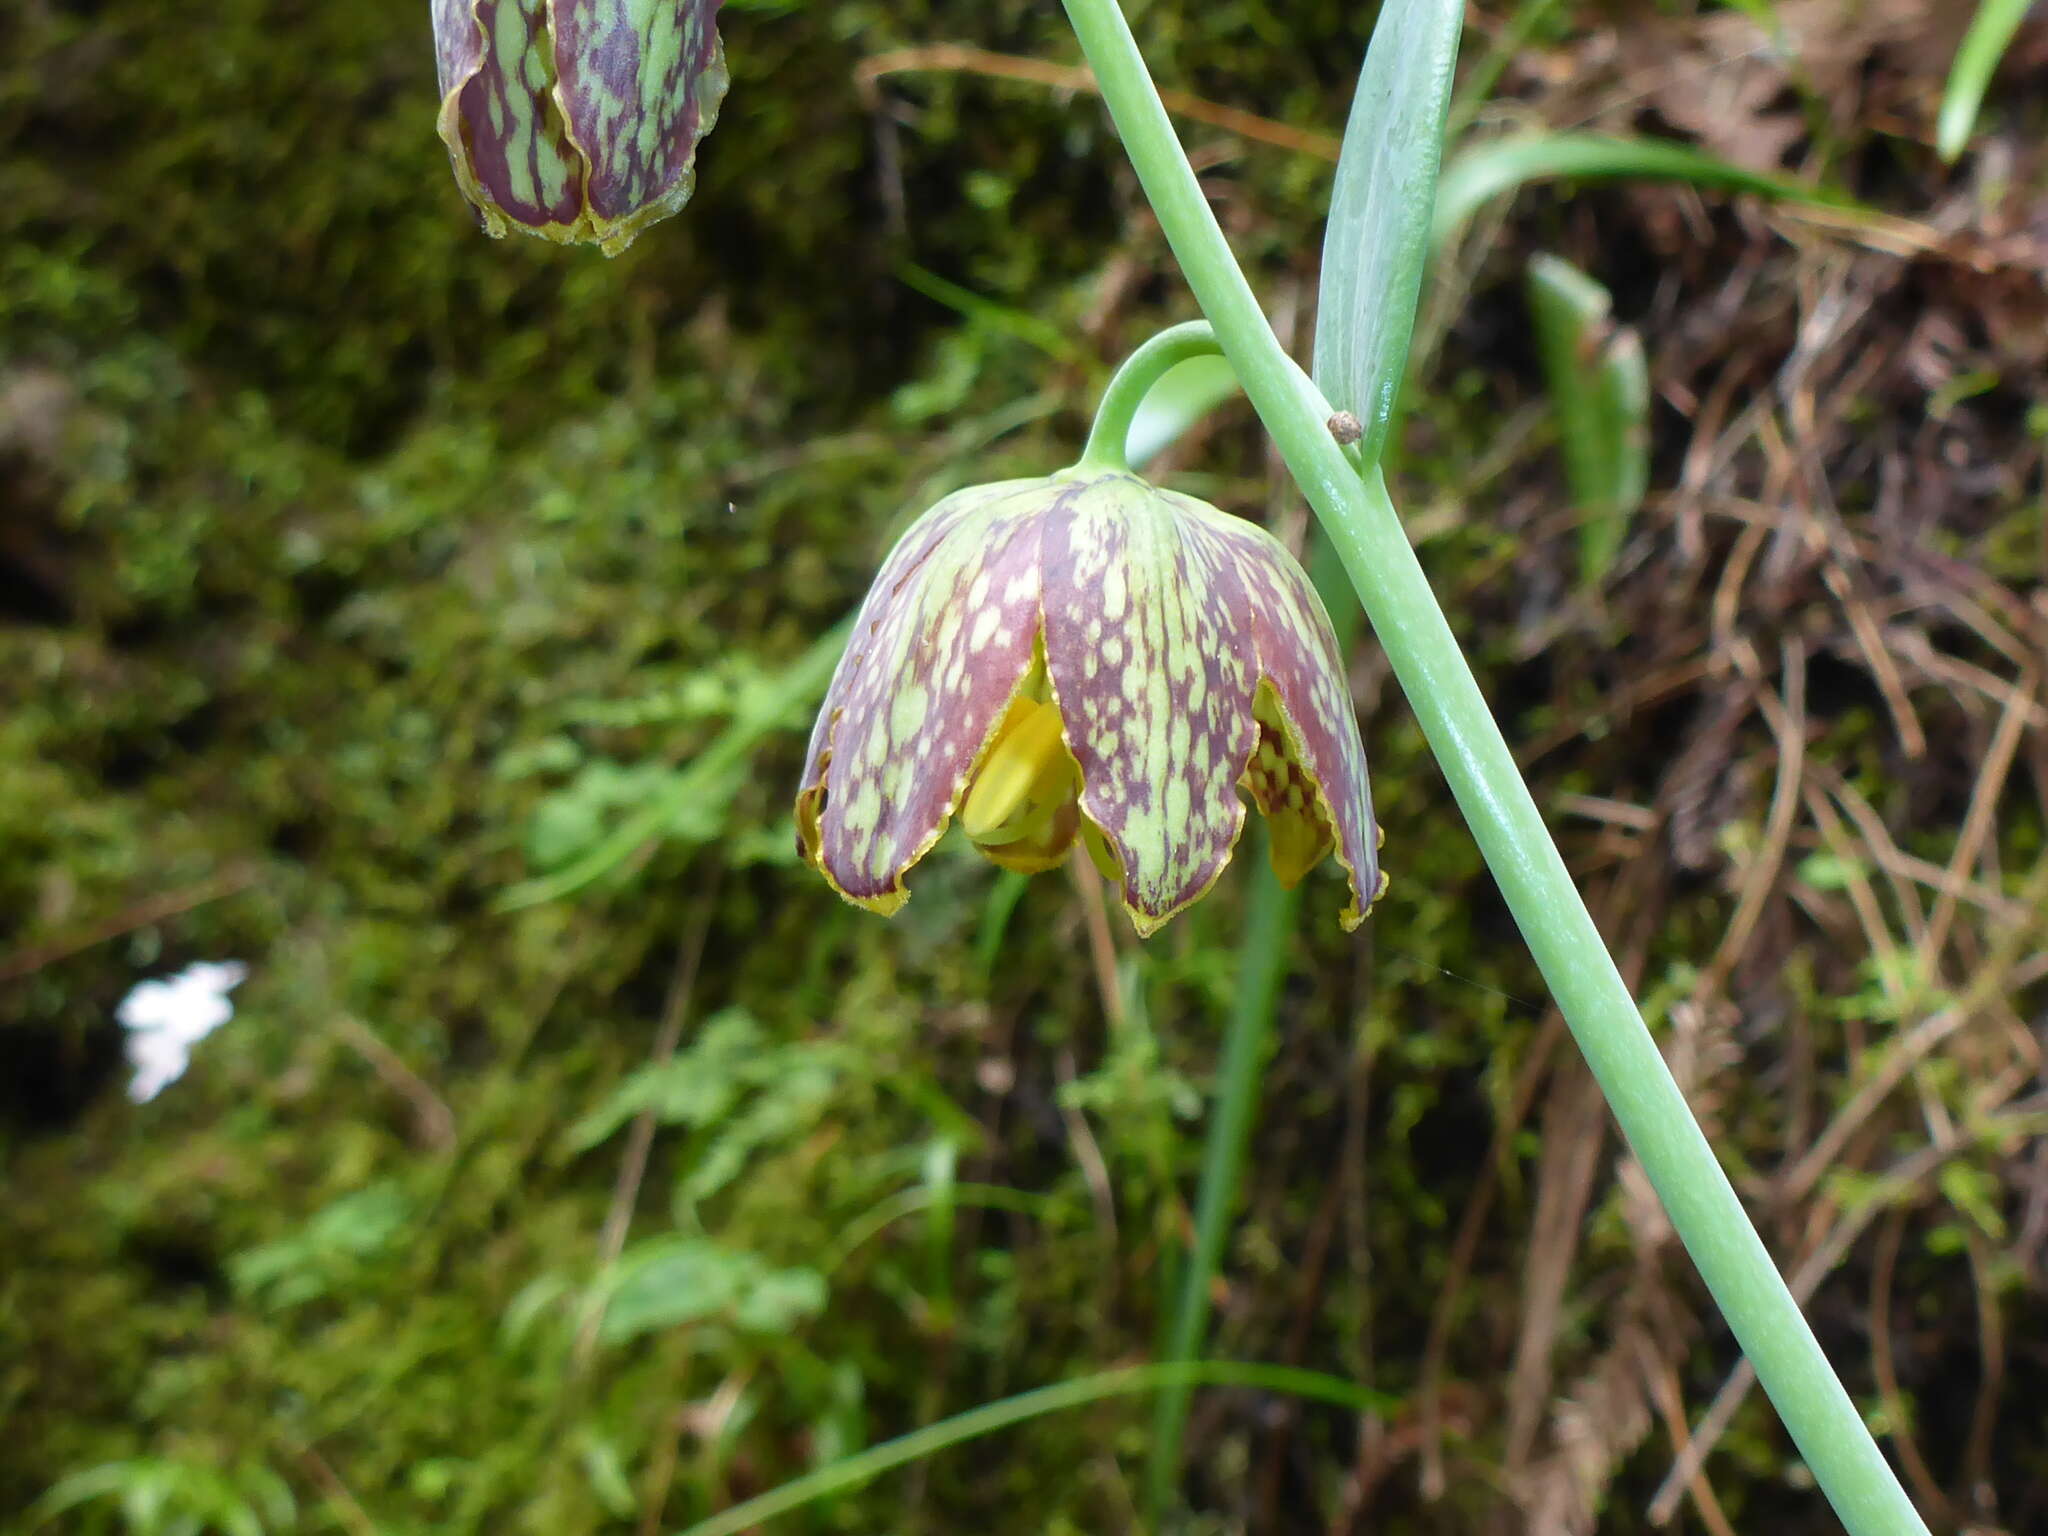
[1367,4,2048,1531]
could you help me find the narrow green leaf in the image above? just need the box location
[1312,0,1464,467]
[1938,0,2031,162]
[1145,836,1298,1516]
[578,1432,639,1520]
[1445,0,1566,141]
[673,1361,1396,1536]
[922,1138,959,1320]
[896,263,1079,361]
[1525,254,1650,587]
[1433,132,1856,246]
[822,1182,1063,1276]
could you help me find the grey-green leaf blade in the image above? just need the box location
[1312,0,1464,468]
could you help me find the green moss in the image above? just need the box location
[6,2,2047,1532]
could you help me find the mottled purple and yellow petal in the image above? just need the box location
[1040,477,1259,935]
[432,0,726,253]
[797,480,1052,911]
[437,0,586,237]
[550,0,727,253]
[1218,516,1381,927]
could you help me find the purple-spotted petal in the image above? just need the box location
[798,480,1053,911]
[1221,519,1381,927]
[437,0,586,237]
[551,0,727,251]
[1041,477,1259,935]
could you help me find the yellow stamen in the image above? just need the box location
[978,800,1079,874]
[1242,683,1334,887]
[961,696,1072,843]
[1265,805,1331,888]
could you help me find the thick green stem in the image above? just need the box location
[1073,320,1222,472]
[1146,837,1298,1515]
[1059,2,1926,1532]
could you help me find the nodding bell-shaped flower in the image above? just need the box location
[432,0,727,255]
[796,470,1385,936]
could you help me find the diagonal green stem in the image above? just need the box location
[1146,838,1298,1515]
[1059,2,1926,1532]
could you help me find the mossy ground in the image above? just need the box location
[6,3,2048,1532]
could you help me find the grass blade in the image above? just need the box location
[1525,253,1650,588]
[1312,0,1464,467]
[673,1360,1394,1536]
[1938,0,2031,161]
[1145,845,1299,1515]
[1434,131,1854,244]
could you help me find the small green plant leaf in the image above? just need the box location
[228,1183,413,1311]
[1938,0,2032,161]
[563,1007,767,1150]
[1312,0,1463,466]
[1433,132,1856,245]
[1525,254,1650,587]
[597,1236,826,1343]
[31,1458,293,1536]
[576,1431,638,1520]
[495,621,851,911]
[1938,1161,2009,1240]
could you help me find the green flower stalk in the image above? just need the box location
[795,465,1383,936]
[1060,2,1931,1532]
[432,0,727,254]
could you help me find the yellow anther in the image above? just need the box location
[1266,804,1332,889]
[979,799,1078,874]
[961,696,1072,843]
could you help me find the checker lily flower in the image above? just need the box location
[432,0,727,254]
[796,469,1384,935]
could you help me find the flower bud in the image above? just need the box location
[432,0,727,255]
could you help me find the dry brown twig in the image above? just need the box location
[0,861,260,982]
[1648,1077,2048,1523]
[1870,1204,1954,1521]
[854,44,1340,160]
[1695,636,1807,1001]
[331,1013,457,1153]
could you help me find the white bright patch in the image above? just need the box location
[117,960,249,1103]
